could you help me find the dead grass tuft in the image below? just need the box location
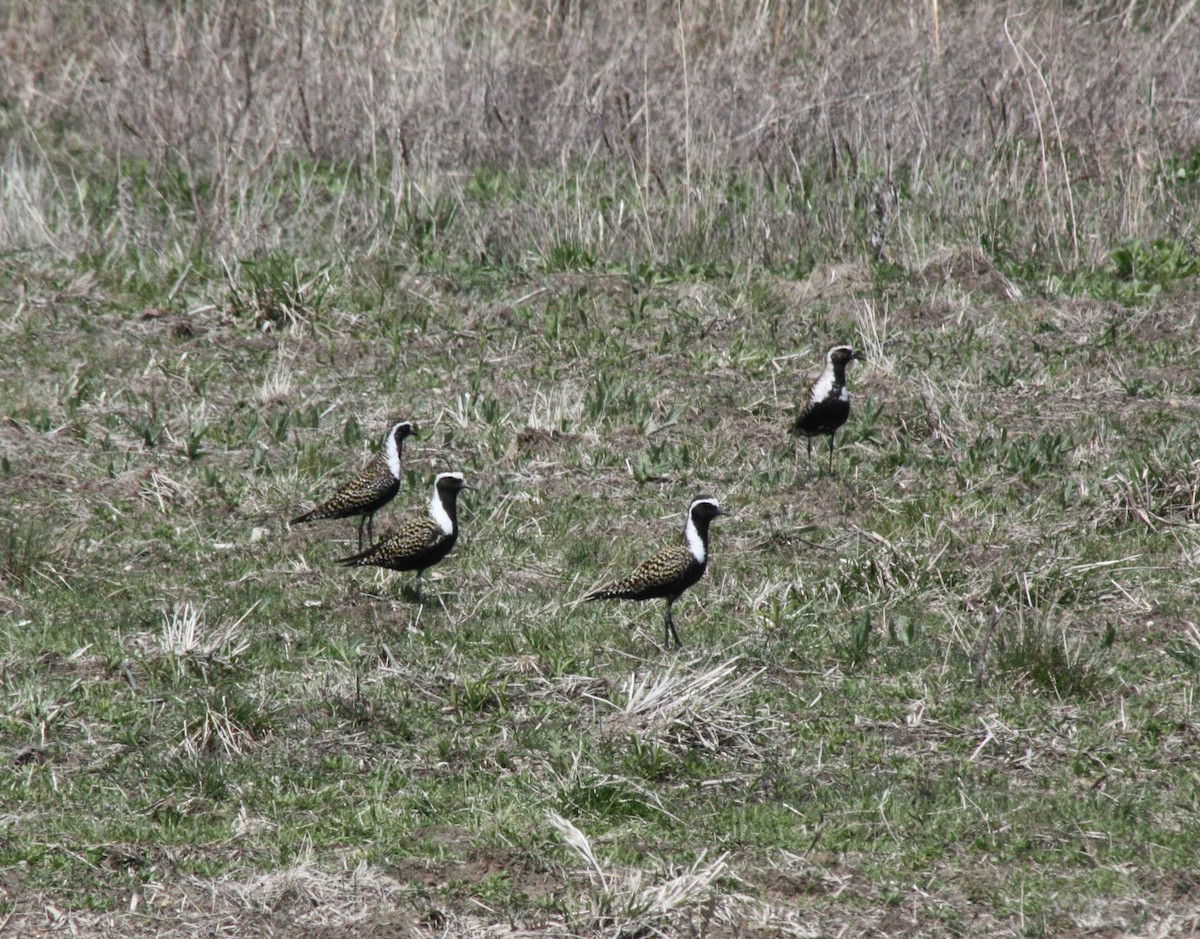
[138,851,410,933]
[129,602,254,678]
[1109,459,1200,528]
[598,657,775,755]
[549,812,750,939]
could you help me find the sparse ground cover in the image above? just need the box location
[2,3,1200,937]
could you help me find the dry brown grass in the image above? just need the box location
[3,1,1198,264]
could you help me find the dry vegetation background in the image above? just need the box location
[3,2,1200,939]
[3,0,1199,264]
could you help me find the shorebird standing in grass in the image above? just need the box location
[290,420,414,551]
[338,472,471,604]
[586,497,726,649]
[792,345,863,474]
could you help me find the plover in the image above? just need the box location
[792,345,863,473]
[586,497,726,649]
[291,420,414,550]
[337,472,470,603]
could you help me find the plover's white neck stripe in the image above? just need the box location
[811,362,837,403]
[429,485,454,535]
[684,511,706,564]
[384,427,402,479]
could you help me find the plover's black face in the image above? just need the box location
[435,472,470,495]
[689,498,726,524]
[829,346,862,368]
[392,421,416,441]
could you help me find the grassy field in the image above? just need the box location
[3,2,1200,937]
